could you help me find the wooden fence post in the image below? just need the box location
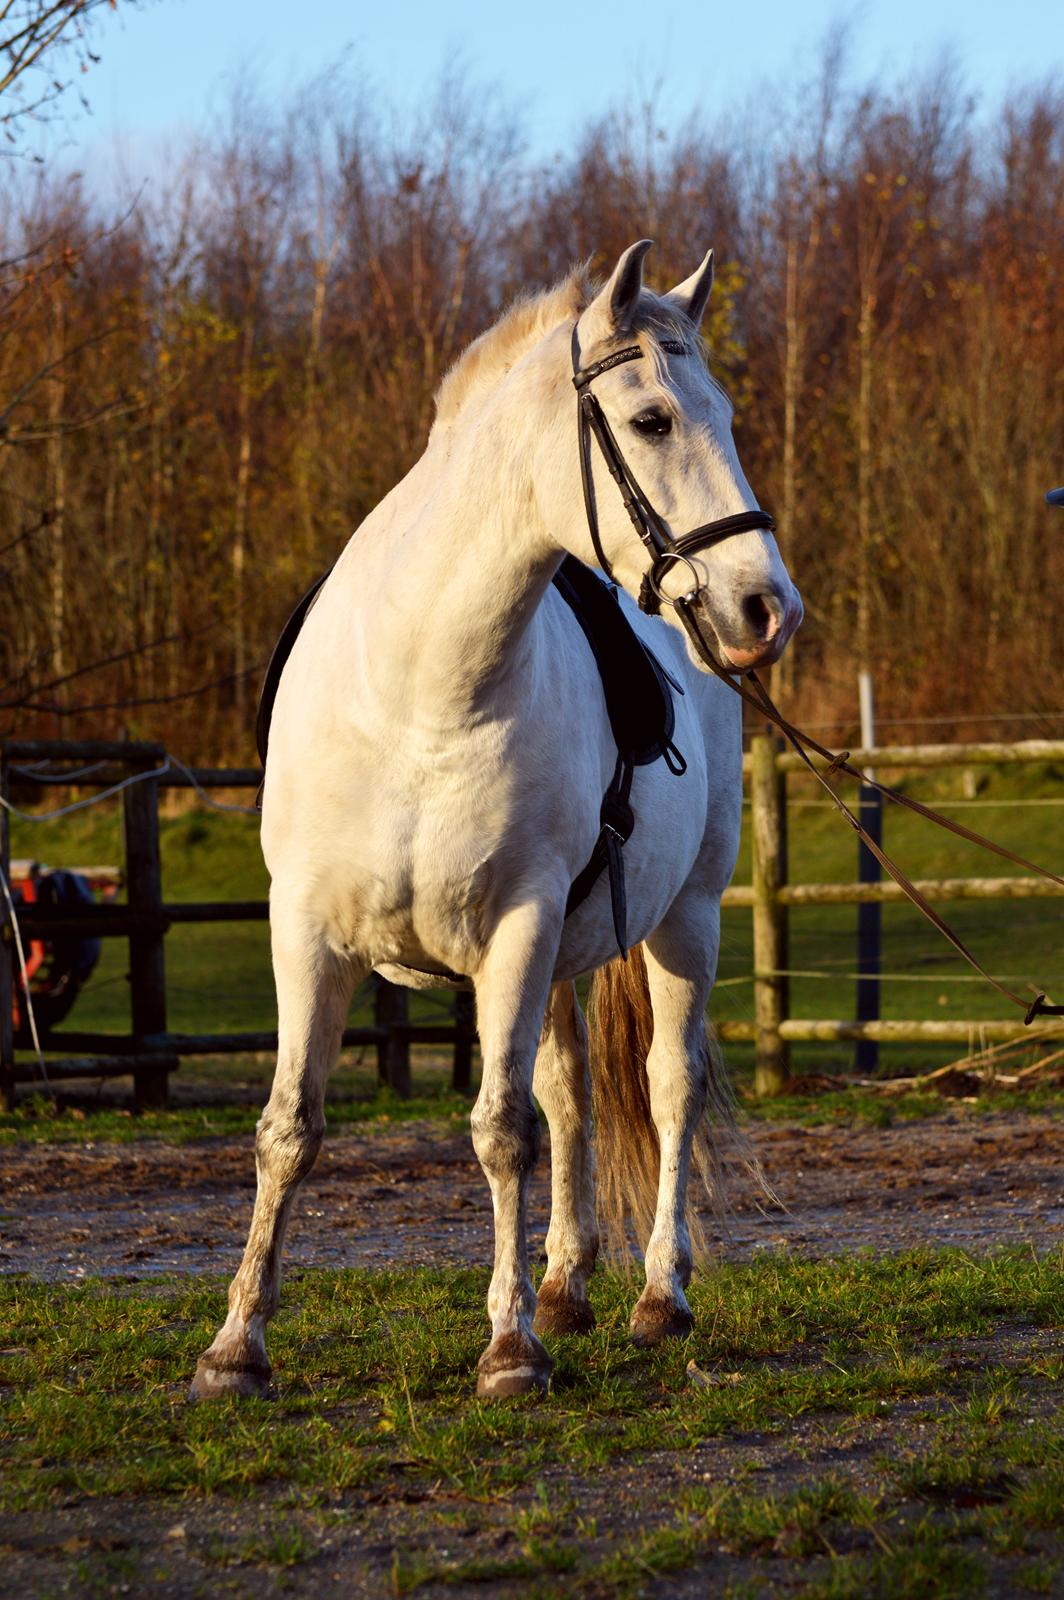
[751,733,790,1096]
[123,762,169,1110]
[374,976,411,1097]
[452,989,476,1092]
[0,749,14,1111]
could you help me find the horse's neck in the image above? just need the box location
[343,403,560,729]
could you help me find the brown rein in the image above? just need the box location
[674,602,1064,1025]
[571,327,1063,1022]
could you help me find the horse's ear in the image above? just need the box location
[578,239,653,349]
[663,249,715,328]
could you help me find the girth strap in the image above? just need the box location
[564,754,635,956]
[551,556,684,958]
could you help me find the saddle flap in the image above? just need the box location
[552,555,676,766]
[256,571,330,766]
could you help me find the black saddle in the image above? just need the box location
[256,554,684,955]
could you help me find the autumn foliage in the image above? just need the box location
[1,62,1062,761]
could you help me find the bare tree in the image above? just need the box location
[0,1,142,157]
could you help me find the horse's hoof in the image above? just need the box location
[189,1355,271,1401]
[476,1332,553,1399]
[533,1280,596,1336]
[630,1292,695,1348]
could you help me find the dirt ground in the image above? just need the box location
[2,1109,1062,1598]
[2,1110,1062,1279]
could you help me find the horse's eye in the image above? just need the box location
[631,410,672,437]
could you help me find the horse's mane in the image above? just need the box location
[432,268,592,431]
[433,266,708,434]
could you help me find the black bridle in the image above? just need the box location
[570,321,1064,1023]
[571,327,775,618]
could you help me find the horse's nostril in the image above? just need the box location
[742,593,781,641]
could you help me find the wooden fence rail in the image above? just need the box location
[3,736,1063,1108]
[0,740,476,1110]
[724,735,1064,1094]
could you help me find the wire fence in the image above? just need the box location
[3,732,1063,1105]
[726,734,1064,1092]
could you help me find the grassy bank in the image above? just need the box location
[2,1071,1063,1147]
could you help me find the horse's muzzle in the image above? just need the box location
[714,583,803,670]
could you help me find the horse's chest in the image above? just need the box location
[290,741,568,966]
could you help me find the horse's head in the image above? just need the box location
[563,240,802,673]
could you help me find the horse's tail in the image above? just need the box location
[587,943,756,1259]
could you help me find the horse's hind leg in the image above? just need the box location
[629,898,718,1347]
[191,912,360,1399]
[532,981,598,1335]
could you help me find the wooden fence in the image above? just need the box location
[3,735,1063,1109]
[0,740,476,1110]
[720,735,1064,1094]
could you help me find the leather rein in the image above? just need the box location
[572,329,1064,1025]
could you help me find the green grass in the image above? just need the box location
[740,1084,1064,1127]
[10,803,273,1037]
[4,1069,1061,1147]
[0,1078,474,1144]
[1,1249,1061,1594]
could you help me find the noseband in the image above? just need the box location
[571,328,775,618]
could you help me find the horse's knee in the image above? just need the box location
[255,1104,325,1187]
[471,1088,540,1179]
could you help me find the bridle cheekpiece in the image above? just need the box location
[570,326,776,617]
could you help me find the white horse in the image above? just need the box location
[192,240,802,1402]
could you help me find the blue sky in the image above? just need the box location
[38,0,1064,179]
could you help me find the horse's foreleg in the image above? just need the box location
[532,981,598,1335]
[471,901,561,1398]
[191,917,359,1399]
[629,900,718,1347]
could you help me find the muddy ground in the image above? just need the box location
[2,1110,1062,1279]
